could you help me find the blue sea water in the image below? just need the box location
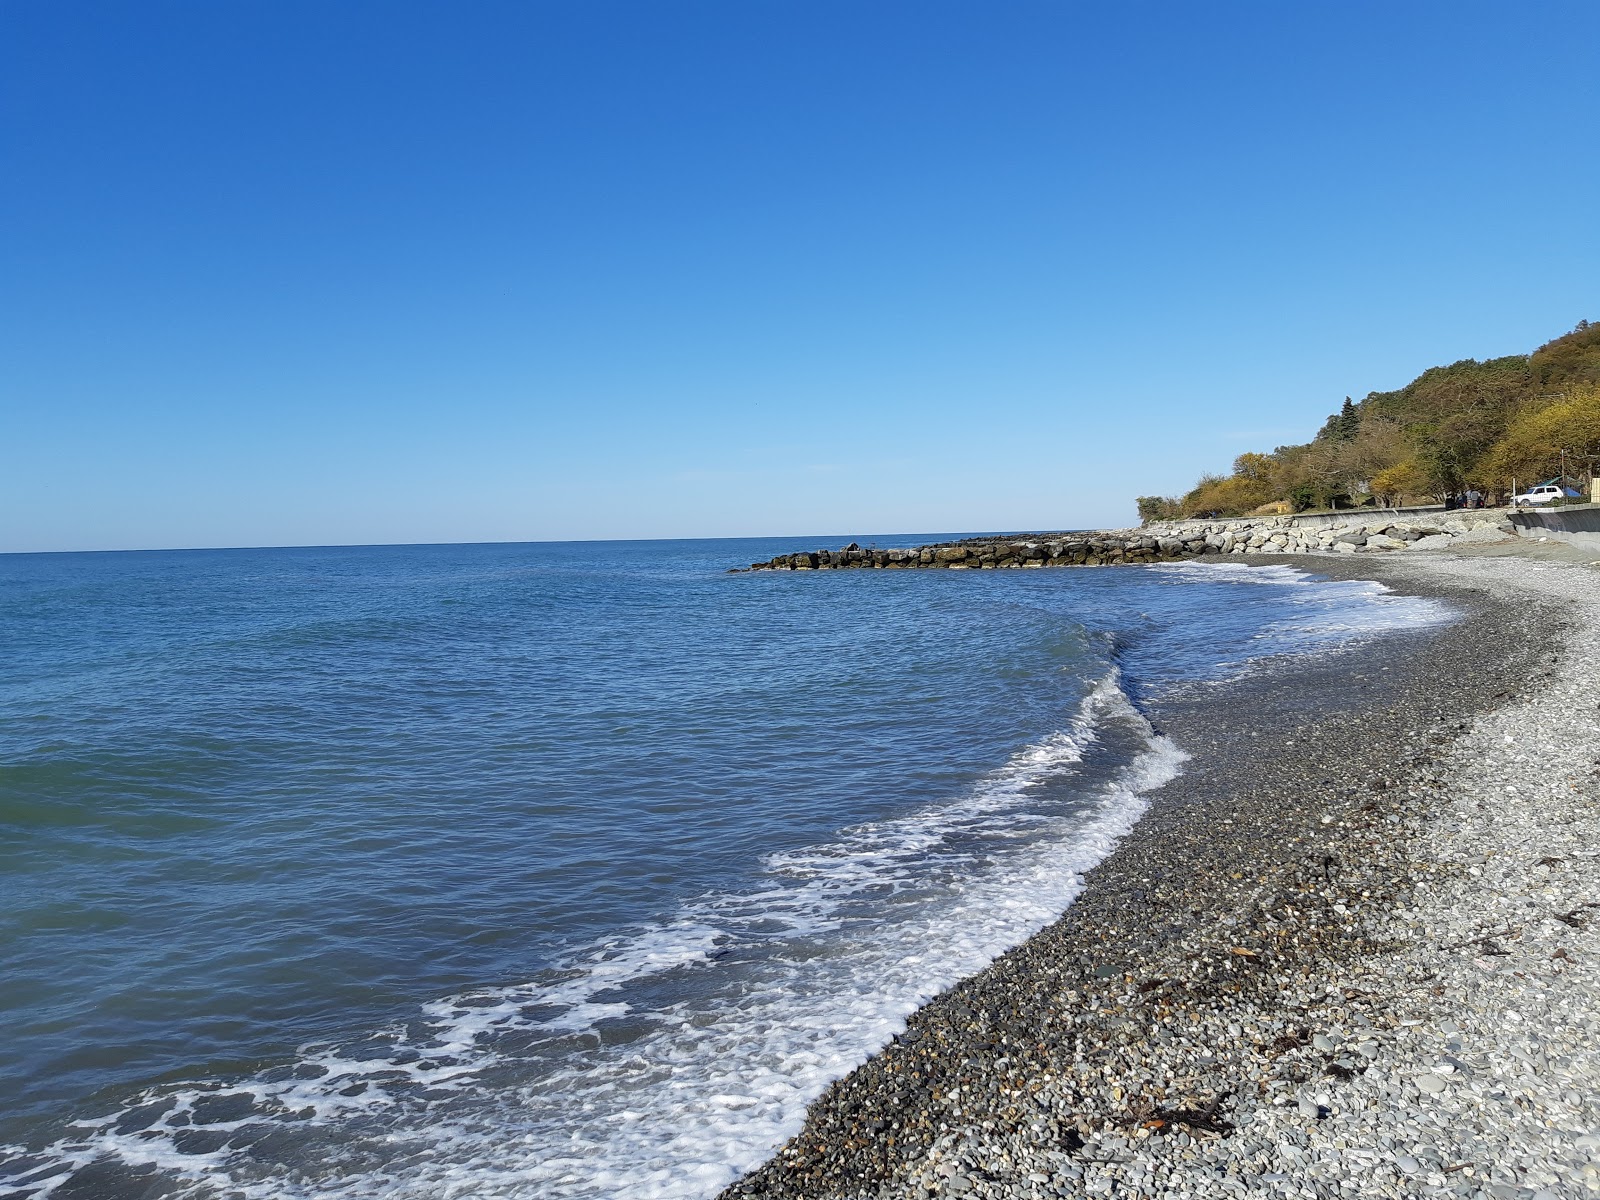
[0,538,1449,1199]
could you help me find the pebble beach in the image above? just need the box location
[725,546,1600,1200]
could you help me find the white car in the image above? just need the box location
[1510,484,1565,506]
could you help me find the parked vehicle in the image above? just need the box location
[1510,484,1566,506]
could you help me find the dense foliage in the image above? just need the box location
[1138,321,1600,519]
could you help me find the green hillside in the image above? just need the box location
[1139,320,1600,520]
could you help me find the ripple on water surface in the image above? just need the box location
[0,542,1451,1198]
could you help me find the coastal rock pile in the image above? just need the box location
[742,536,1170,571]
[737,513,1519,572]
[1150,511,1517,557]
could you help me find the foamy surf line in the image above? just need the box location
[2,564,1463,1200]
[2,673,1183,1200]
[1147,560,1453,682]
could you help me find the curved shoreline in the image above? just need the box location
[722,551,1591,1199]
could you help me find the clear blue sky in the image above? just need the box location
[3,1,1597,552]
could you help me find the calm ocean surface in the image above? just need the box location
[0,538,1449,1199]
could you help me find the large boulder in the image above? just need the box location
[1409,533,1457,551]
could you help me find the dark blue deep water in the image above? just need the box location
[0,538,1447,1199]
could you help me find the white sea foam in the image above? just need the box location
[1152,560,1452,651]
[3,674,1183,1200]
[3,563,1453,1200]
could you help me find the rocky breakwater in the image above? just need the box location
[736,511,1521,573]
[1151,510,1518,557]
[740,534,1168,572]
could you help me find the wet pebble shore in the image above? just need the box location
[722,553,1600,1200]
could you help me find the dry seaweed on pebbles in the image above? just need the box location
[724,553,1600,1200]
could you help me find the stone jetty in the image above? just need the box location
[736,510,1520,572]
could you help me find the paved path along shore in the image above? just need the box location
[722,548,1600,1200]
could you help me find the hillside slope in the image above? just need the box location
[1140,321,1600,519]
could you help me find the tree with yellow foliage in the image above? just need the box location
[1179,454,1278,516]
[1369,458,1437,505]
[1480,386,1600,488]
[1142,322,1600,516]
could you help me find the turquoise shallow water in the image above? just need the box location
[0,538,1448,1198]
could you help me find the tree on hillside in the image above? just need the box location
[1481,386,1600,488]
[1337,397,1360,441]
[1346,417,1406,492]
[1231,452,1276,486]
[1145,321,1600,515]
[1414,442,1470,498]
[1177,455,1283,516]
[1530,321,1600,389]
[1370,458,1436,505]
[1136,495,1183,523]
[1312,396,1364,447]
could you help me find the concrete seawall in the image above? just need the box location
[1510,502,1600,551]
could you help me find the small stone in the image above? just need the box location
[1414,1074,1447,1094]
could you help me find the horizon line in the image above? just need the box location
[0,528,1094,558]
